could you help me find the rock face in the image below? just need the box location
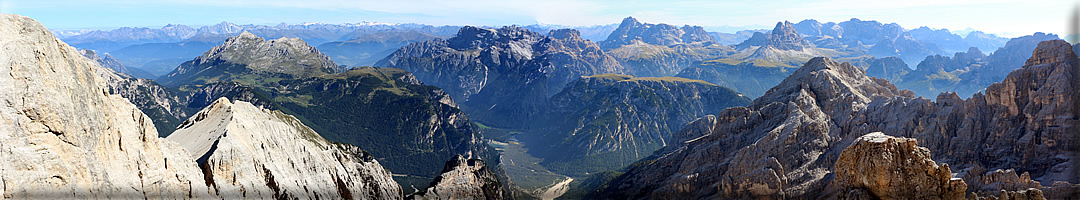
[376,26,624,128]
[529,74,751,175]
[833,132,968,200]
[167,98,402,199]
[407,155,506,200]
[79,49,154,78]
[737,21,807,51]
[837,18,905,46]
[600,16,716,49]
[793,19,843,38]
[1,14,411,199]
[597,40,1079,198]
[160,31,345,87]
[601,17,731,77]
[0,13,211,198]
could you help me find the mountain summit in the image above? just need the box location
[736,21,808,51]
[600,16,716,49]
[159,31,345,87]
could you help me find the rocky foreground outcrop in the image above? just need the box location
[1,14,407,199]
[167,98,402,199]
[408,155,506,200]
[597,40,1079,199]
[0,13,210,198]
[833,132,969,199]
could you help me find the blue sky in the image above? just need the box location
[2,0,1074,37]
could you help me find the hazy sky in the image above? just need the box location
[2,0,1074,37]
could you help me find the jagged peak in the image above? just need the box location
[1025,39,1078,67]
[222,31,264,45]
[771,21,797,35]
[755,56,907,106]
[620,16,640,27]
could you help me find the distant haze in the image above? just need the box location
[3,0,1073,37]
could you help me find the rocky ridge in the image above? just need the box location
[79,49,154,78]
[376,26,624,128]
[160,31,346,87]
[736,21,808,51]
[601,17,732,77]
[167,98,402,199]
[600,16,716,49]
[1,13,210,198]
[597,40,1079,198]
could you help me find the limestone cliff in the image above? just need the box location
[0,13,210,198]
[833,132,968,200]
[1,14,407,199]
[167,98,402,199]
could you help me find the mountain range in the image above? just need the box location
[592,40,1079,198]
[8,11,1078,200]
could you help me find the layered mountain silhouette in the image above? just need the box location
[592,40,1079,199]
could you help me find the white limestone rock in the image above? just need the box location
[167,98,402,199]
[0,13,210,198]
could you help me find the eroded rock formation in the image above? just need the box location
[833,132,968,200]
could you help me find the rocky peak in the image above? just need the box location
[756,57,906,107]
[601,16,714,48]
[198,21,242,34]
[736,20,806,51]
[408,155,505,200]
[1025,39,1077,66]
[771,21,800,39]
[161,31,344,86]
[79,49,132,78]
[619,16,641,28]
[833,132,969,199]
[680,25,713,44]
